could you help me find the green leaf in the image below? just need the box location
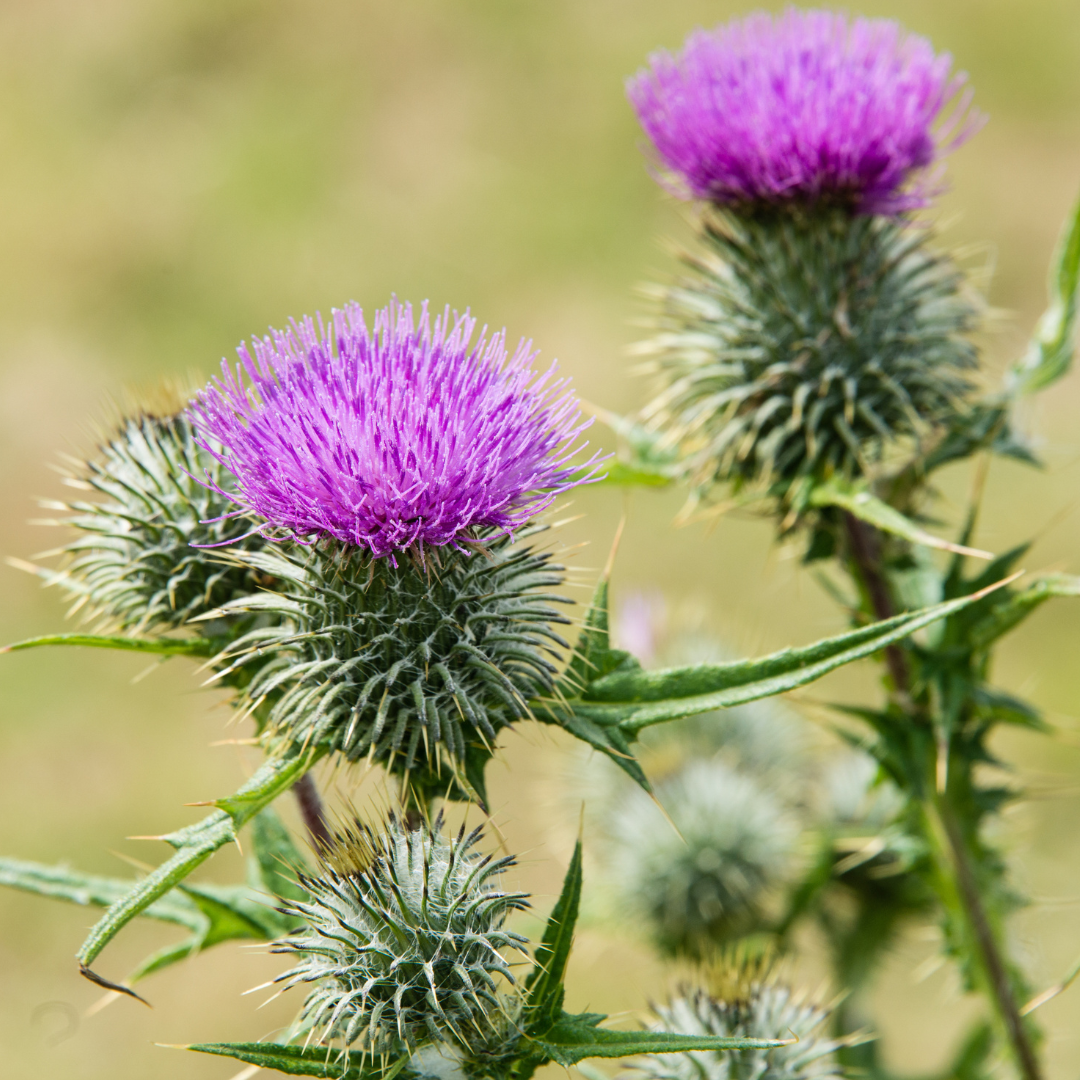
[77,744,322,997]
[0,857,203,930]
[0,633,216,657]
[1009,190,1080,397]
[525,841,583,1031]
[595,460,674,487]
[549,576,650,788]
[250,805,311,903]
[180,881,285,943]
[560,574,641,695]
[522,1013,785,1067]
[0,856,291,985]
[581,408,680,489]
[541,582,1013,738]
[968,574,1080,651]
[808,478,992,559]
[182,1041,410,1079]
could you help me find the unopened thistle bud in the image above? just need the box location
[628,11,983,515]
[43,407,267,633]
[272,814,529,1059]
[630,967,844,1080]
[608,761,798,957]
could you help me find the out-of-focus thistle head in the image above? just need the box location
[629,961,844,1080]
[629,11,983,520]
[272,813,529,1059]
[214,527,570,802]
[627,9,980,214]
[39,402,268,633]
[189,299,603,562]
[608,760,798,957]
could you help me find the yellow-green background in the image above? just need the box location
[1,1,1079,1077]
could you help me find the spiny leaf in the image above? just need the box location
[521,1012,786,1067]
[76,745,321,994]
[968,574,1080,651]
[525,841,583,1031]
[541,581,1014,738]
[808,477,992,559]
[250,806,310,903]
[0,857,203,930]
[181,1041,410,1079]
[0,856,290,984]
[560,575,641,695]
[1009,190,1080,396]
[0,633,216,657]
[595,460,674,487]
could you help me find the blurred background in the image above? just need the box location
[1,1,1079,1077]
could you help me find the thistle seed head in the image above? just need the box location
[637,209,980,513]
[273,813,529,1058]
[608,761,798,957]
[630,973,844,1080]
[215,529,571,797]
[43,411,267,633]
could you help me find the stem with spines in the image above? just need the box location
[841,512,1041,1080]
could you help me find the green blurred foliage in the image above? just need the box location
[1,2,1079,1078]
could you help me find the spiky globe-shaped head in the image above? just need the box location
[272,814,529,1058]
[41,407,268,633]
[636,208,981,512]
[627,9,980,214]
[189,299,603,562]
[629,968,843,1080]
[214,528,570,803]
[607,761,798,957]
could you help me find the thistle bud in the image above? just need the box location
[216,529,570,796]
[272,814,529,1058]
[631,973,844,1080]
[44,409,267,633]
[607,761,798,957]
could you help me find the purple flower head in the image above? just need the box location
[627,8,983,214]
[189,300,603,560]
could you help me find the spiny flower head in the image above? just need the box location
[189,299,602,561]
[38,408,268,634]
[637,209,980,508]
[273,814,529,1058]
[628,8,981,213]
[607,760,798,957]
[211,528,570,802]
[629,972,844,1080]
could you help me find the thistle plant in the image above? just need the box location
[618,9,1080,1080]
[3,9,1074,1080]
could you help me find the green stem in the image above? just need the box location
[840,512,1041,1080]
[923,797,1041,1080]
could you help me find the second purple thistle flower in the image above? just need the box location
[190,300,602,560]
[627,8,982,213]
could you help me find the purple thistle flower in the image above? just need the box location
[627,8,982,214]
[189,300,603,560]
